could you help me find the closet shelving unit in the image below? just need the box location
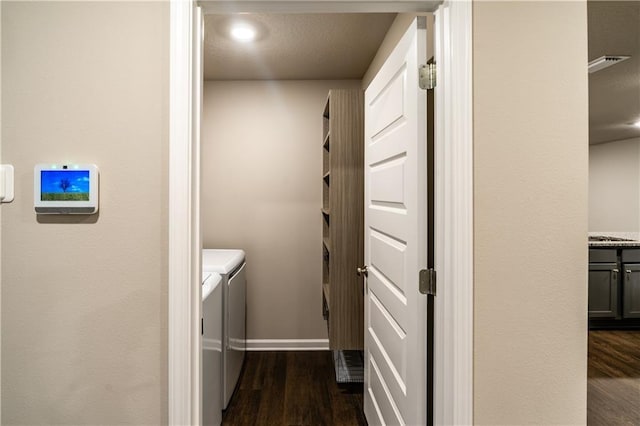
[321,89,364,363]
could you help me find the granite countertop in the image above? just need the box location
[589,232,640,248]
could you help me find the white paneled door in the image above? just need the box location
[363,17,428,426]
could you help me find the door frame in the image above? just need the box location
[434,1,473,425]
[168,1,473,424]
[169,1,202,424]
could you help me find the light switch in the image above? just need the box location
[0,165,15,203]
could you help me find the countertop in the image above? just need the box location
[589,232,640,248]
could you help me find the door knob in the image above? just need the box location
[357,265,369,277]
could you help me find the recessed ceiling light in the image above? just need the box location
[633,120,640,128]
[230,23,256,42]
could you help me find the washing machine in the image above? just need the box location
[202,272,222,426]
[202,249,246,410]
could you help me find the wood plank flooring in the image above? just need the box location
[588,330,640,425]
[224,337,640,426]
[222,351,367,426]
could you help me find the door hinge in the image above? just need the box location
[419,63,436,90]
[419,268,436,295]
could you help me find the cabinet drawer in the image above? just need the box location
[622,249,640,263]
[589,249,617,263]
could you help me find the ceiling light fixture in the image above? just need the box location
[230,23,256,42]
[633,120,640,129]
[588,55,630,73]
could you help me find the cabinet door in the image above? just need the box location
[623,264,640,318]
[588,262,619,318]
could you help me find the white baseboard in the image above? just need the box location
[245,339,330,351]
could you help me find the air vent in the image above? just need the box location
[588,55,630,73]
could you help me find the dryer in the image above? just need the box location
[202,272,222,426]
[202,249,246,409]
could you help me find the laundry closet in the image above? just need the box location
[199,11,432,425]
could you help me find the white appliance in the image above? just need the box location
[202,249,246,409]
[202,272,222,426]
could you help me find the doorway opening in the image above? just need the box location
[586,2,640,424]
[200,11,434,425]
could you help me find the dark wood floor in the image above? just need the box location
[588,330,640,425]
[223,340,640,426]
[222,351,367,426]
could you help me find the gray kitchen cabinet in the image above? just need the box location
[588,262,619,318]
[623,264,640,318]
[589,247,640,327]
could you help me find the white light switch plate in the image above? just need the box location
[1,165,15,203]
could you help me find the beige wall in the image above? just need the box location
[473,1,588,424]
[589,137,640,232]
[1,2,169,424]
[202,80,360,342]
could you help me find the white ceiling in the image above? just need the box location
[203,13,396,80]
[589,1,640,144]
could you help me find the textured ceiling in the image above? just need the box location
[203,8,639,144]
[589,1,640,144]
[203,13,396,80]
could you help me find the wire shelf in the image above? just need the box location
[333,350,364,383]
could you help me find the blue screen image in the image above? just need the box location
[41,170,90,201]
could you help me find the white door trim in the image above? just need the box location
[200,0,441,14]
[169,2,474,425]
[434,1,474,425]
[169,1,201,425]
